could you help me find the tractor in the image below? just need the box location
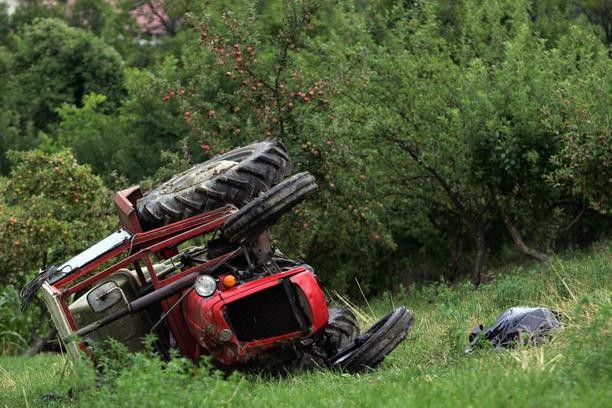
[22,140,413,372]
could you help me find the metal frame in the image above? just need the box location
[42,204,237,361]
[40,186,330,366]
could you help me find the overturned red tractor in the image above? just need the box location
[22,140,413,372]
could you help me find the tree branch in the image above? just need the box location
[504,217,548,262]
[558,204,586,234]
[391,136,472,224]
[274,39,289,139]
[146,1,176,36]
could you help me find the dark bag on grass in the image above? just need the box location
[466,307,561,352]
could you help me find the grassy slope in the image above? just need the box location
[1,242,610,407]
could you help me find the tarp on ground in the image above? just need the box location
[467,307,562,352]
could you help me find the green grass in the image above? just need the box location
[1,242,610,407]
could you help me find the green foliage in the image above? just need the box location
[51,93,123,176]
[46,61,192,182]
[302,0,611,285]
[0,149,115,287]
[0,4,10,46]
[108,64,191,180]
[576,0,612,43]
[1,18,125,161]
[7,0,64,31]
[66,0,116,36]
[544,26,612,215]
[6,337,247,407]
[0,285,38,354]
[89,351,243,407]
[0,150,115,354]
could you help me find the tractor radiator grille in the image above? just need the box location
[225,282,306,342]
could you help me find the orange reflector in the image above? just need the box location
[222,275,237,288]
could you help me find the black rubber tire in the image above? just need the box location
[136,139,292,228]
[222,172,317,243]
[320,307,360,357]
[330,306,414,372]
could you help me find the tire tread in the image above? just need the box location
[136,140,292,228]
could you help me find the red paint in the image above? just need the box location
[45,198,330,367]
[59,208,235,295]
[182,267,328,365]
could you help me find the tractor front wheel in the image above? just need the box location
[222,172,317,243]
[329,306,414,372]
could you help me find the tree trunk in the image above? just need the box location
[23,328,59,356]
[504,218,548,262]
[471,227,486,287]
[391,136,491,285]
[449,231,463,280]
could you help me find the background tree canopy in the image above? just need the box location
[0,0,609,315]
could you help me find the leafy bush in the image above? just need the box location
[0,286,39,354]
[299,0,611,285]
[0,149,115,287]
[0,18,125,167]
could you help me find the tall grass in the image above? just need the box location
[0,286,44,356]
[0,242,610,407]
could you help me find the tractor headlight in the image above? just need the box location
[194,275,217,297]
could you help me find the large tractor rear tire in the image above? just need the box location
[136,140,291,229]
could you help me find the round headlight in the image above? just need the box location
[194,275,217,297]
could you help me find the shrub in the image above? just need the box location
[0,149,115,288]
[1,18,125,163]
